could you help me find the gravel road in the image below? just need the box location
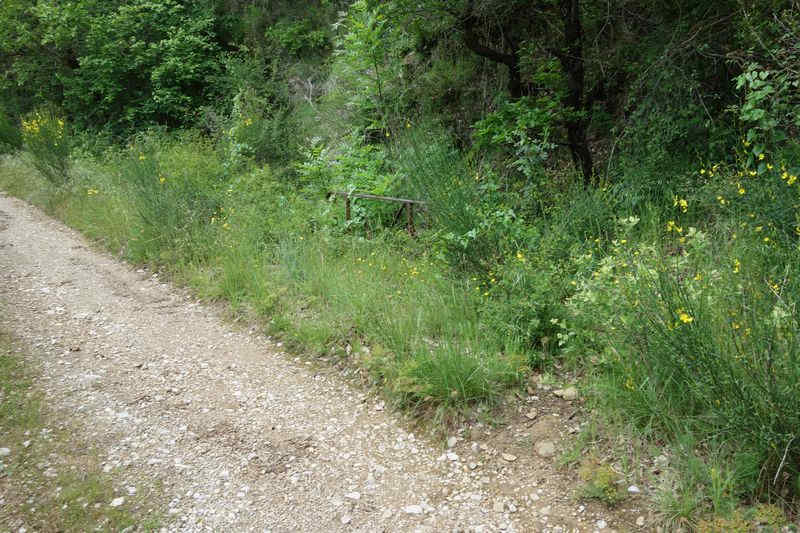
[0,193,630,532]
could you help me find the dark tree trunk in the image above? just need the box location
[557,0,594,186]
[461,5,524,99]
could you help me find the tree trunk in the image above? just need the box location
[461,7,524,99]
[557,0,594,186]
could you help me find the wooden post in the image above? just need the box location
[406,202,415,236]
[345,197,351,222]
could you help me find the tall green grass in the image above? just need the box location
[0,131,526,414]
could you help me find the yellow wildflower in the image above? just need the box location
[676,309,694,324]
[666,220,683,233]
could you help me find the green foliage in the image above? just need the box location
[61,0,221,131]
[265,19,330,57]
[473,95,559,182]
[222,84,300,166]
[328,0,410,134]
[297,135,400,229]
[0,107,22,154]
[735,63,799,150]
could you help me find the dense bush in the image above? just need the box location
[20,107,71,187]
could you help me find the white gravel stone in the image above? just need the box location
[535,441,556,457]
[110,497,125,507]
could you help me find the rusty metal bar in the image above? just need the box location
[327,190,424,236]
[406,202,415,236]
[327,190,426,206]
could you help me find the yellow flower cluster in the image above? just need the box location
[676,309,694,324]
[666,220,683,233]
[21,114,65,137]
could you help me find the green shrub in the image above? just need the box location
[62,0,222,131]
[563,168,800,500]
[119,132,225,263]
[21,107,71,186]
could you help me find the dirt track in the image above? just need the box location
[0,193,635,532]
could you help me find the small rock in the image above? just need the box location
[403,505,424,515]
[110,497,125,508]
[636,516,646,527]
[447,452,459,461]
[553,387,578,401]
[525,409,538,420]
[374,401,385,412]
[0,447,10,457]
[447,436,458,448]
[381,509,393,519]
[508,503,517,513]
[468,462,478,470]
[596,519,607,529]
[627,485,641,494]
[535,441,556,457]
[344,492,361,500]
[340,514,352,525]
[501,453,517,462]
[22,440,31,448]
[493,501,505,513]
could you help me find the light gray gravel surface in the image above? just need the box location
[0,193,624,532]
